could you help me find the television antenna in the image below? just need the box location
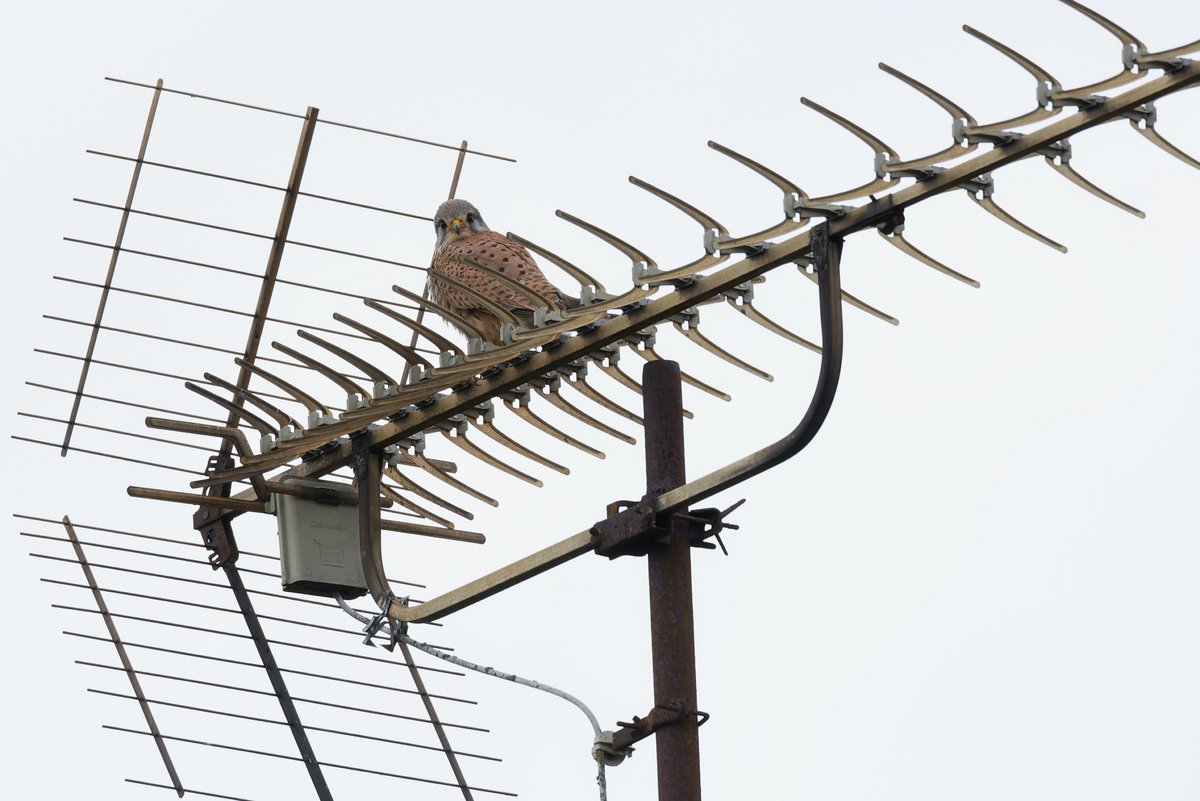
[15,2,1199,798]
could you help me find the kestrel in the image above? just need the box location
[428,199,575,345]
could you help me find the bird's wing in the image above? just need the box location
[435,231,566,313]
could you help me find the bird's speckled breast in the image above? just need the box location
[430,230,565,312]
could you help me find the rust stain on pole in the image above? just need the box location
[643,360,702,801]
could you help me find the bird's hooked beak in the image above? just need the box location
[449,217,466,235]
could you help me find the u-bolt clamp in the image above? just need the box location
[673,498,745,555]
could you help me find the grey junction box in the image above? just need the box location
[273,479,368,599]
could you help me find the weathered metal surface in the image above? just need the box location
[592,499,661,559]
[610,704,707,753]
[192,452,242,567]
[642,360,702,801]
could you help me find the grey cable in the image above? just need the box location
[333,593,610,799]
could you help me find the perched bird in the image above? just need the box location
[428,199,575,345]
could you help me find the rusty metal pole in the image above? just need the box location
[643,359,701,801]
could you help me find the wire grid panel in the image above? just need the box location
[18,512,512,799]
[35,80,475,476]
[15,78,530,799]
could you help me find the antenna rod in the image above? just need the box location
[401,139,470,387]
[61,78,163,456]
[219,105,319,461]
[61,516,184,797]
[224,564,334,801]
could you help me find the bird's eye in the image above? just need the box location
[466,213,476,223]
[436,220,446,230]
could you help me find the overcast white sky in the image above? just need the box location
[3,1,1200,799]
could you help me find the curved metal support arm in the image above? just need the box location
[372,225,845,624]
[646,225,843,517]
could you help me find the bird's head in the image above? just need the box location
[433,199,489,250]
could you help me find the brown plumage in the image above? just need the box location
[428,199,575,345]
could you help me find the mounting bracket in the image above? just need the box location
[193,452,239,568]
